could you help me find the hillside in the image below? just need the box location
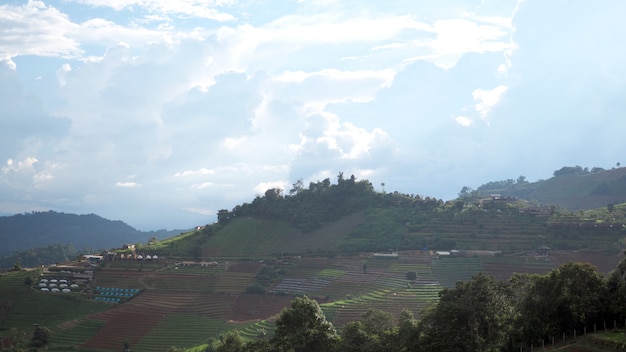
[0,211,181,258]
[471,166,626,210]
[1,172,626,351]
[139,179,626,259]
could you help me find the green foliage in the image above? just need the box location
[220,173,378,232]
[217,330,244,352]
[0,243,79,269]
[511,262,607,346]
[273,295,339,352]
[244,282,266,294]
[405,271,417,281]
[30,325,50,348]
[419,273,514,352]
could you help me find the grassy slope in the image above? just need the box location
[202,212,366,257]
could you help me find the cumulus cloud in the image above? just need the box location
[455,116,473,127]
[2,157,38,173]
[3,0,623,231]
[0,1,81,58]
[473,84,508,123]
[254,180,289,195]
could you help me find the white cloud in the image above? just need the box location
[0,1,82,58]
[115,181,140,187]
[2,157,38,173]
[190,182,214,190]
[473,85,508,122]
[70,0,236,21]
[174,168,215,177]
[5,0,624,231]
[290,111,393,170]
[455,116,473,127]
[1,58,16,70]
[254,180,288,195]
[182,207,215,216]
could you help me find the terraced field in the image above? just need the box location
[3,249,621,351]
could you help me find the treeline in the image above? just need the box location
[0,244,83,269]
[216,173,445,232]
[553,165,606,177]
[181,257,626,352]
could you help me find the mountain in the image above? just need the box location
[470,166,626,210]
[0,211,182,257]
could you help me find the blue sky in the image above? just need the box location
[1,0,625,230]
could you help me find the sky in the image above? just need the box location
[1,0,625,231]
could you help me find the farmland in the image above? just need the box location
[1,249,622,352]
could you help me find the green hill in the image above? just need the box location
[2,170,626,352]
[0,211,183,268]
[470,166,626,210]
[140,173,626,258]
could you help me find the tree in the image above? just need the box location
[405,271,417,281]
[605,255,626,321]
[217,209,231,225]
[360,309,394,336]
[30,325,50,348]
[289,178,304,195]
[512,262,606,346]
[419,273,514,352]
[216,330,243,352]
[273,296,338,352]
[458,186,473,197]
[338,309,394,352]
[454,200,464,213]
[396,310,420,352]
[339,321,373,352]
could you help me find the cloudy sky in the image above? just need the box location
[1,0,625,230]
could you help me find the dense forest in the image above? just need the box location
[216,173,382,231]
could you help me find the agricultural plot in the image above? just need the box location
[1,290,109,332]
[49,319,105,350]
[481,255,556,281]
[431,256,484,288]
[4,248,622,352]
[133,315,229,351]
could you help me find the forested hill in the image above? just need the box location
[467,165,626,210]
[216,174,381,232]
[175,171,626,258]
[0,211,180,257]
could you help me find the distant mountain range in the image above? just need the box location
[0,211,184,257]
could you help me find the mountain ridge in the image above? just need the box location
[0,210,183,258]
